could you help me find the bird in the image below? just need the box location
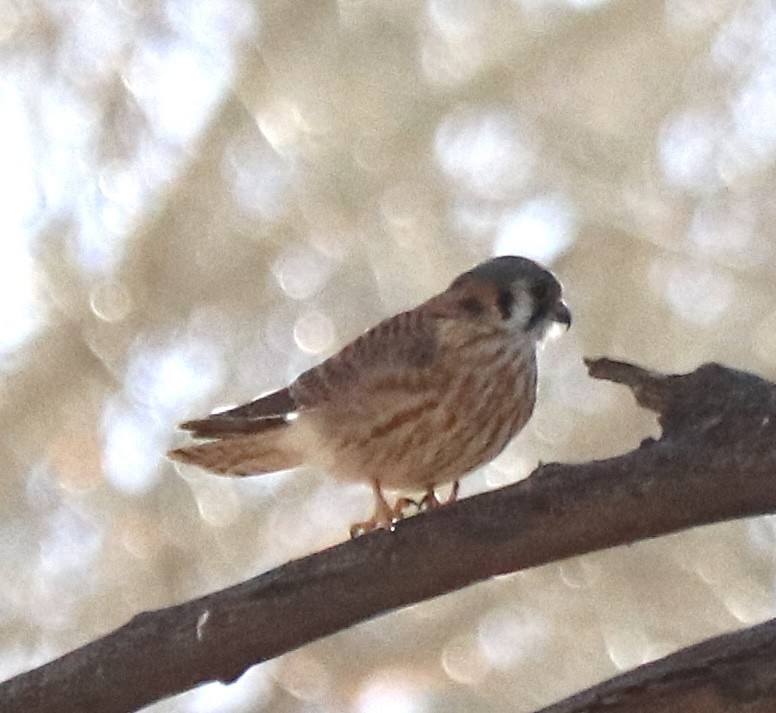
[168,255,571,537]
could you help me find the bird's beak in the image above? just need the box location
[552,301,572,330]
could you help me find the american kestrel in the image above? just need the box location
[169,256,571,536]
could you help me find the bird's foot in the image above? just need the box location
[350,518,388,538]
[351,481,414,538]
[349,482,459,537]
[419,490,439,511]
[349,496,422,537]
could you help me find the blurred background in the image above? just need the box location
[3,0,776,710]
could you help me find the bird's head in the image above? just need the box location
[448,255,571,342]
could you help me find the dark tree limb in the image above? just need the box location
[4,358,776,713]
[538,615,776,713]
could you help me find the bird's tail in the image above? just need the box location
[167,427,302,476]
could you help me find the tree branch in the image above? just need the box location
[4,358,776,713]
[537,616,776,713]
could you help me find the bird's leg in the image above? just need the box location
[420,488,440,511]
[420,481,460,511]
[350,481,395,538]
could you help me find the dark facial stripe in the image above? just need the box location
[496,290,514,320]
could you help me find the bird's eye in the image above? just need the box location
[496,290,514,320]
[531,282,549,303]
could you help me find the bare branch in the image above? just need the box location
[3,358,776,713]
[537,617,776,713]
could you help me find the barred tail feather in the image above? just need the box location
[167,430,302,476]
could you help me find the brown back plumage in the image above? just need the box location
[290,304,445,408]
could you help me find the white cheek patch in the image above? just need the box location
[506,293,534,333]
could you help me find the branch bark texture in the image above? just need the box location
[4,358,776,712]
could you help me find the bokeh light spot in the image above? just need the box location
[659,109,723,192]
[272,247,334,300]
[478,606,549,669]
[102,402,165,495]
[125,338,224,417]
[435,109,535,199]
[649,259,733,326]
[293,310,335,355]
[493,194,576,263]
[90,281,133,323]
[191,479,241,528]
[441,633,490,685]
[355,671,429,713]
[275,650,331,703]
[38,505,102,588]
[602,623,650,672]
[0,236,45,361]
[124,38,233,146]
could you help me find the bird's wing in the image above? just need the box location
[202,387,296,420]
[179,294,460,439]
[290,301,451,409]
[179,387,296,439]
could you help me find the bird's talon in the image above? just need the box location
[349,521,369,539]
[350,518,392,539]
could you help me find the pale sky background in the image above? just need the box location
[2,0,776,711]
